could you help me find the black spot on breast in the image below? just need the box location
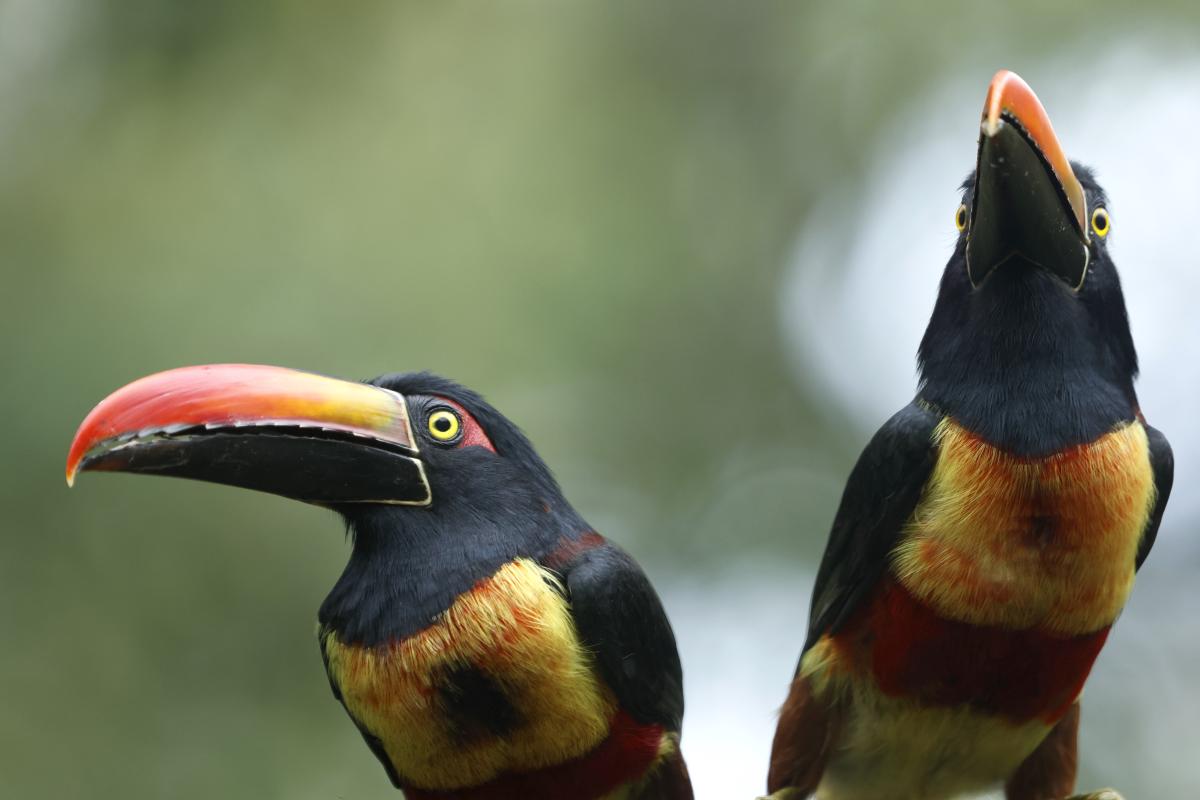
[435,664,523,745]
[1025,484,1059,548]
[1028,512,1057,546]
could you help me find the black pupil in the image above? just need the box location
[1096,212,1107,229]
[957,208,966,226]
[434,416,452,433]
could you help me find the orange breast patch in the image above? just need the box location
[893,419,1155,635]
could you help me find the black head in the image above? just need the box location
[338,371,584,550]
[327,373,589,644]
[915,71,1140,456]
[68,363,585,557]
[66,365,590,643]
[918,165,1139,456]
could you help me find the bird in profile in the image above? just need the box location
[68,367,692,799]
[766,70,1172,800]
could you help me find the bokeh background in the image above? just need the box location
[3,2,1197,798]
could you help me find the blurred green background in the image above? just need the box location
[3,2,1198,798]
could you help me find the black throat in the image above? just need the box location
[317,461,586,648]
[918,261,1138,457]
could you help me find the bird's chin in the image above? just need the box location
[970,255,1080,296]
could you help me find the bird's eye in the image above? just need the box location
[426,409,462,444]
[955,204,968,232]
[1091,207,1110,238]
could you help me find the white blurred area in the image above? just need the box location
[667,565,813,799]
[768,46,1200,798]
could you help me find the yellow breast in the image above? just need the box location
[321,558,617,791]
[892,419,1155,635]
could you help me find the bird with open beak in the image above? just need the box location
[67,367,692,799]
[766,71,1172,800]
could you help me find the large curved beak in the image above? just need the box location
[966,70,1090,289]
[66,364,431,506]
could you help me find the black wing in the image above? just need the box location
[802,401,940,655]
[563,541,684,732]
[1136,423,1173,571]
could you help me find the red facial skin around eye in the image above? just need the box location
[431,397,496,453]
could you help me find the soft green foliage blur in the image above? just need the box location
[3,2,1198,798]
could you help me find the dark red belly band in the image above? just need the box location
[837,580,1110,724]
[403,709,665,800]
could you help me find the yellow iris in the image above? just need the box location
[955,204,968,232]
[1091,207,1110,238]
[427,409,461,442]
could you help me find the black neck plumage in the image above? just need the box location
[918,264,1138,457]
[319,487,584,647]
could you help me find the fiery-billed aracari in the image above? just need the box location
[766,71,1173,800]
[67,367,691,799]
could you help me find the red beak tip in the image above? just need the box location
[66,434,90,487]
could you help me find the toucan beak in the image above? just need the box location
[966,70,1090,289]
[66,364,431,506]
